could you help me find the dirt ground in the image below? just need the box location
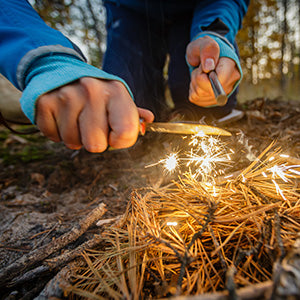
[1,97,300,299]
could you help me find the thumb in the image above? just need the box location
[186,36,220,73]
[199,36,220,73]
[137,107,155,123]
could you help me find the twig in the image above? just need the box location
[8,234,103,288]
[8,265,50,288]
[187,204,216,251]
[226,265,238,300]
[18,281,46,300]
[45,234,103,269]
[208,225,227,271]
[159,280,273,300]
[0,203,106,287]
[35,260,81,300]
[176,204,216,295]
[274,211,285,260]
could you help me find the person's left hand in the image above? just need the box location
[186,36,240,107]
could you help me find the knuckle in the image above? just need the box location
[37,94,52,111]
[118,122,138,141]
[57,87,74,104]
[79,77,99,91]
[195,72,206,83]
[201,36,220,54]
[112,123,138,148]
[233,69,241,82]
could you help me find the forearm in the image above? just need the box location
[191,0,249,44]
[0,0,84,89]
[21,55,133,123]
[0,1,134,124]
[187,0,249,98]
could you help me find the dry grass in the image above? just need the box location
[66,142,300,299]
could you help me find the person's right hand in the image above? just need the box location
[35,77,154,153]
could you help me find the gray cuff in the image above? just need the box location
[192,31,234,50]
[16,45,86,90]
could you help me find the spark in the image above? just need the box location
[272,179,287,200]
[289,168,300,176]
[267,164,289,182]
[241,174,246,182]
[224,174,233,179]
[163,152,179,173]
[166,221,178,226]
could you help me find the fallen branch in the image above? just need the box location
[161,281,273,300]
[35,260,81,300]
[0,203,106,287]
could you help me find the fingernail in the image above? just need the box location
[204,58,215,71]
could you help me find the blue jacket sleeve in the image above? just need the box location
[189,0,249,96]
[0,0,134,124]
[0,0,84,89]
[191,0,249,45]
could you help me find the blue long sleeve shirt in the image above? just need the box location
[0,0,249,123]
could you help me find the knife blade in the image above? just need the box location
[140,122,231,136]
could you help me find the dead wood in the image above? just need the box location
[8,265,50,288]
[7,234,103,288]
[8,213,125,288]
[0,203,106,287]
[161,281,273,300]
[35,260,81,300]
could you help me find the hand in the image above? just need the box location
[186,36,240,107]
[35,77,154,152]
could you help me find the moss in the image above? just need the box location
[0,143,54,165]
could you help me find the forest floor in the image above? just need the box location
[1,97,300,299]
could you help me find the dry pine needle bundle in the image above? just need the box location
[68,142,300,299]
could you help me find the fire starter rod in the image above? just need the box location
[208,70,228,106]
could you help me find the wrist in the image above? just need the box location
[20,54,134,124]
[186,33,242,97]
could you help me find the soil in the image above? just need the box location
[0,97,300,299]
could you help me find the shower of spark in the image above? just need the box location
[148,132,300,203]
[157,133,233,181]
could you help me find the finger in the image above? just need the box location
[190,67,213,98]
[55,87,83,150]
[106,82,139,149]
[186,36,220,72]
[137,107,155,123]
[216,58,241,94]
[79,103,109,153]
[186,40,201,67]
[76,78,110,153]
[108,102,139,149]
[189,68,218,107]
[198,37,220,73]
[36,94,61,142]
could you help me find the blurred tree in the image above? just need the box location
[237,0,300,94]
[29,0,300,95]
[29,0,106,67]
[237,0,280,84]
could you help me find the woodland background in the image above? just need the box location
[27,0,300,102]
